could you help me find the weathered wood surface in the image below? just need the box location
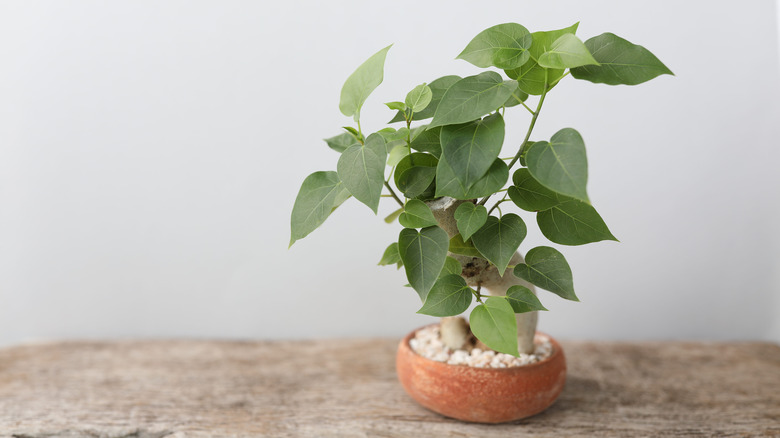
[0,339,778,437]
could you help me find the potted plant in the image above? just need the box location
[290,22,671,423]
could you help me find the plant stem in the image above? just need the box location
[507,81,549,171]
[406,118,415,166]
[550,70,570,87]
[477,76,550,207]
[384,181,404,208]
[487,196,509,215]
[519,100,534,115]
[473,284,484,303]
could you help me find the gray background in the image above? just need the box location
[1,1,779,346]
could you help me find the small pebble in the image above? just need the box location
[410,325,553,368]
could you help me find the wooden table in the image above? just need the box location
[0,338,778,437]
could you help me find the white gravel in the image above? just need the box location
[409,324,553,368]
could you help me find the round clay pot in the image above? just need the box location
[396,326,566,423]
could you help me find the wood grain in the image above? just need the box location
[0,338,778,437]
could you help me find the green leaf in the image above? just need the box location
[440,113,505,192]
[429,72,515,128]
[443,256,463,276]
[514,246,577,301]
[390,75,462,123]
[377,127,409,143]
[537,199,617,245]
[470,297,518,356]
[505,285,547,313]
[525,128,589,203]
[290,171,350,246]
[394,152,438,200]
[398,226,450,300]
[394,153,438,185]
[339,45,392,121]
[378,242,403,269]
[324,132,358,153]
[538,33,599,69]
[461,159,509,198]
[505,23,579,95]
[405,83,433,113]
[436,157,509,199]
[342,126,363,142]
[508,168,562,211]
[384,207,403,224]
[337,133,388,213]
[399,199,438,229]
[418,274,473,316]
[409,125,442,157]
[503,82,529,108]
[457,23,533,69]
[448,234,483,258]
[470,214,527,273]
[454,202,488,241]
[571,33,673,85]
[397,166,437,199]
[387,143,411,167]
[385,101,407,112]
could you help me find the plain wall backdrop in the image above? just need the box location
[1,1,778,347]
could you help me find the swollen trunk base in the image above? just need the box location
[427,197,538,354]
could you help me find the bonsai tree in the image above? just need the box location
[290,22,671,356]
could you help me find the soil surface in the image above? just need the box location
[410,324,552,368]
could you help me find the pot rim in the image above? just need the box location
[401,323,562,373]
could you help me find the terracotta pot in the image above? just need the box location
[396,326,566,423]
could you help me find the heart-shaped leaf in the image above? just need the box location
[405,83,433,113]
[571,33,673,85]
[538,33,599,69]
[337,133,388,213]
[339,45,392,121]
[399,199,438,229]
[418,274,473,316]
[448,234,483,258]
[394,153,438,187]
[440,113,505,191]
[525,128,589,203]
[454,203,488,241]
[505,23,579,95]
[378,242,403,269]
[290,171,351,246]
[470,297,518,356]
[436,158,508,199]
[536,199,617,245]
[397,166,437,199]
[429,72,515,128]
[443,256,463,276]
[505,285,547,313]
[508,168,562,211]
[324,132,359,153]
[457,23,533,69]
[470,214,527,273]
[409,125,442,157]
[461,159,509,198]
[514,246,577,301]
[398,226,449,300]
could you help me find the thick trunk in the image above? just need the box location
[428,197,538,354]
